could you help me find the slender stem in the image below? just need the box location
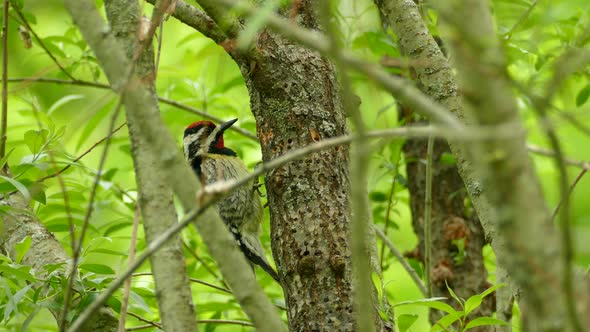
[7,77,258,141]
[118,203,141,332]
[379,168,399,270]
[37,122,127,183]
[552,167,588,221]
[375,227,428,296]
[0,0,8,166]
[423,137,434,297]
[132,272,232,294]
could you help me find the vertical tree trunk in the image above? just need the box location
[239,32,357,331]
[104,1,198,330]
[402,135,492,324]
[374,1,493,327]
[224,7,384,331]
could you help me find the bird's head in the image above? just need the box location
[183,118,238,161]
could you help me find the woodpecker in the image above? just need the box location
[183,118,279,282]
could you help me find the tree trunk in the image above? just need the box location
[374,1,495,328]
[104,0,198,330]
[240,32,359,331]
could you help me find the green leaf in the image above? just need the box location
[105,296,121,313]
[103,222,133,236]
[39,37,67,58]
[465,317,509,330]
[130,291,153,314]
[206,311,222,332]
[352,31,399,56]
[210,76,246,95]
[80,264,115,275]
[439,152,456,165]
[1,278,17,321]
[576,85,590,107]
[0,148,14,170]
[464,294,482,316]
[446,281,463,306]
[397,314,418,332]
[0,176,31,202]
[28,182,46,205]
[45,219,71,232]
[87,248,128,257]
[431,312,463,332]
[47,94,85,115]
[369,191,388,202]
[480,283,504,298]
[0,264,36,283]
[23,129,48,154]
[15,236,31,264]
[394,297,457,315]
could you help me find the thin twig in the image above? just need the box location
[6,77,258,140]
[527,144,590,170]
[134,271,232,294]
[379,164,400,270]
[118,203,141,332]
[503,0,538,40]
[0,0,8,167]
[181,240,227,286]
[197,319,254,327]
[126,312,162,329]
[375,227,428,296]
[154,16,165,80]
[552,167,588,221]
[37,122,127,183]
[9,0,76,80]
[424,137,434,297]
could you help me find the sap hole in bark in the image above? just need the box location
[298,256,315,276]
[329,255,346,276]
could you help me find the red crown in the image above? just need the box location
[186,120,215,129]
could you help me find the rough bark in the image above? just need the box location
[241,32,358,331]
[0,194,118,331]
[431,0,590,330]
[374,0,493,327]
[194,1,384,330]
[402,136,492,324]
[103,1,198,330]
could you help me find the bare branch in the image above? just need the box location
[0,0,8,166]
[144,0,227,43]
[7,77,257,140]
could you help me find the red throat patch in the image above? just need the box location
[215,136,225,149]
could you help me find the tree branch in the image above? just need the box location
[144,0,227,44]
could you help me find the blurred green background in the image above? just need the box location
[2,0,590,331]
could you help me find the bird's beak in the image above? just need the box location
[218,118,238,133]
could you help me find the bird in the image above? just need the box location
[183,118,280,282]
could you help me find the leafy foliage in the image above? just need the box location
[1,0,590,331]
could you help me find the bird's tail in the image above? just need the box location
[236,232,280,282]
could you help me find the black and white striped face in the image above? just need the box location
[183,119,238,162]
